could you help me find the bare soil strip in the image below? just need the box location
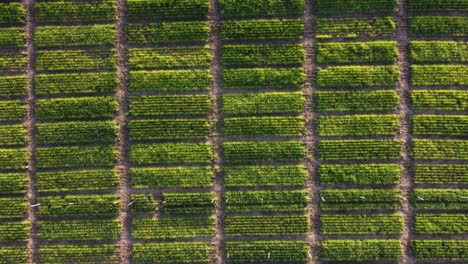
[115,0,132,263]
[303,1,321,263]
[23,0,38,262]
[395,1,415,264]
[208,1,225,263]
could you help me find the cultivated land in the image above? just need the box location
[0,0,467,263]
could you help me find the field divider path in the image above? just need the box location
[23,0,38,262]
[115,0,132,263]
[303,0,321,263]
[395,1,415,264]
[208,0,225,264]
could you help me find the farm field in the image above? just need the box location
[0,0,466,263]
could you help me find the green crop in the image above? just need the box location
[225,215,308,236]
[35,25,115,47]
[317,114,399,136]
[0,53,25,72]
[0,173,27,194]
[36,97,116,121]
[410,16,468,37]
[224,116,304,137]
[35,72,117,95]
[0,27,24,48]
[0,100,25,121]
[315,90,398,111]
[413,115,467,136]
[38,245,117,263]
[38,220,120,241]
[320,239,401,261]
[411,240,468,260]
[131,143,212,165]
[316,17,396,39]
[129,119,210,140]
[224,141,305,163]
[131,166,212,188]
[220,0,303,18]
[0,125,26,146]
[129,70,211,92]
[318,139,401,160]
[414,214,468,234]
[0,198,26,219]
[320,189,400,211]
[315,0,396,15]
[36,169,119,192]
[223,68,305,89]
[37,194,119,217]
[163,192,213,214]
[317,65,399,88]
[320,213,403,234]
[414,164,468,184]
[36,0,116,23]
[411,65,468,86]
[226,241,308,263]
[221,19,303,41]
[133,242,210,264]
[129,46,211,69]
[411,189,468,210]
[0,148,27,170]
[0,3,24,25]
[132,217,214,239]
[129,94,211,116]
[0,222,28,242]
[223,44,304,67]
[127,0,209,21]
[224,190,307,213]
[0,246,27,264]
[410,41,468,62]
[223,92,304,114]
[319,164,401,185]
[224,165,307,187]
[128,22,209,44]
[317,41,397,64]
[0,76,27,97]
[413,139,468,160]
[36,49,116,71]
[36,121,117,144]
[36,145,116,168]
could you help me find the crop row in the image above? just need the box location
[38,219,119,241]
[413,115,467,136]
[414,164,468,184]
[0,247,27,264]
[225,241,307,263]
[224,190,307,213]
[133,242,210,264]
[320,189,400,211]
[320,239,401,261]
[35,25,115,48]
[317,114,399,136]
[129,193,214,215]
[0,148,27,170]
[0,222,28,242]
[0,76,27,98]
[411,65,468,86]
[0,172,27,194]
[35,72,117,95]
[410,16,468,37]
[411,90,467,110]
[223,141,305,163]
[411,189,468,210]
[36,97,116,120]
[0,100,25,121]
[128,47,211,69]
[128,22,209,44]
[317,139,401,161]
[413,139,467,160]
[221,19,303,41]
[35,121,117,145]
[414,214,467,234]
[319,164,401,185]
[219,0,303,18]
[316,41,397,64]
[129,95,211,116]
[223,68,305,89]
[320,213,403,234]
[0,3,24,25]
[36,49,116,71]
[223,92,304,115]
[0,125,26,146]
[223,165,307,187]
[410,41,468,63]
[411,240,468,260]
[316,90,398,111]
[38,245,116,264]
[315,17,396,39]
[36,169,119,192]
[129,70,210,92]
[0,53,25,72]
[222,44,304,67]
[37,194,119,217]
[35,0,116,23]
[409,0,468,11]
[132,217,214,239]
[225,215,308,236]
[130,166,213,188]
[224,116,304,137]
[129,119,210,140]
[0,27,24,48]
[127,0,209,21]
[0,197,26,219]
[36,145,116,168]
[130,142,212,165]
[317,65,399,88]
[314,0,396,15]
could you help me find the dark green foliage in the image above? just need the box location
[0,198,26,219]
[223,92,304,114]
[0,27,24,48]
[132,217,214,238]
[163,192,213,214]
[411,90,467,110]
[315,90,398,111]
[129,95,211,116]
[131,143,212,165]
[0,76,27,97]
[315,0,396,15]
[130,194,157,214]
[129,119,210,140]
[320,213,403,234]
[317,114,399,136]
[413,115,467,136]
[0,222,28,242]
[223,68,305,89]
[220,0,303,18]
[36,121,117,144]
[413,139,467,160]
[38,245,117,263]
[0,125,26,146]
[37,194,119,217]
[225,241,308,263]
[317,41,397,64]
[128,22,209,44]
[225,215,308,236]
[223,141,305,163]
[0,53,25,72]
[127,0,209,21]
[0,173,27,194]
[411,240,468,260]
[318,140,401,160]
[320,189,400,211]
[36,97,116,121]
[129,46,211,69]
[224,190,308,213]
[131,166,212,188]
[36,145,116,168]
[320,239,402,261]
[410,41,468,62]
[38,220,120,240]
[36,169,119,192]
[411,65,468,86]
[35,25,115,47]
[35,72,117,95]
[0,148,27,170]
[224,116,304,137]
[411,189,468,210]
[133,242,210,264]
[0,100,25,121]
[414,214,468,234]
[0,3,24,25]
[35,0,116,23]
[129,70,211,92]
[0,247,27,264]
[224,165,307,187]
[414,164,468,184]
[319,164,401,185]
[223,44,304,67]
[36,49,116,71]
[316,17,396,39]
[317,66,399,88]
[409,0,468,11]
[410,16,468,37]
[221,19,303,41]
